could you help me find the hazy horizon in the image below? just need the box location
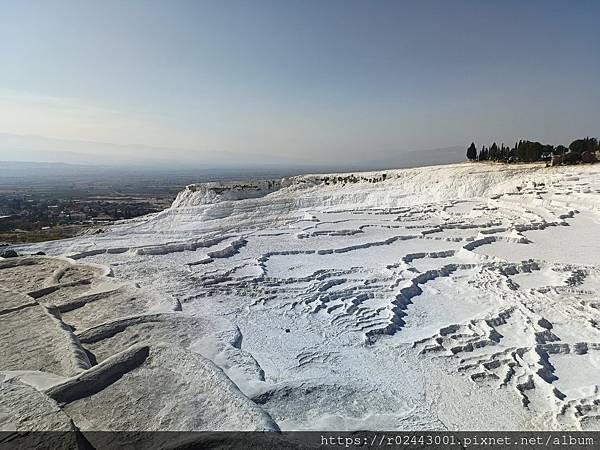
[0,132,466,172]
[2,0,599,169]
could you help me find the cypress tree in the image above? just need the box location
[466,142,478,160]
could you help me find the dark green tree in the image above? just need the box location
[489,142,499,160]
[466,142,478,160]
[515,140,547,162]
[478,146,488,161]
[569,137,598,154]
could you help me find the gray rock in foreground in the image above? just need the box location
[0,256,278,439]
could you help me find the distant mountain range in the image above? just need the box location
[0,132,465,175]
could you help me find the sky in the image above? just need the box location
[0,0,599,168]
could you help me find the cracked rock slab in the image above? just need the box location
[45,345,277,445]
[0,290,91,377]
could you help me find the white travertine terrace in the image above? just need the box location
[2,162,600,435]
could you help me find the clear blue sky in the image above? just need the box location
[1,0,599,167]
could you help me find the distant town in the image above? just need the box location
[0,163,192,243]
[0,193,174,243]
[0,161,302,244]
